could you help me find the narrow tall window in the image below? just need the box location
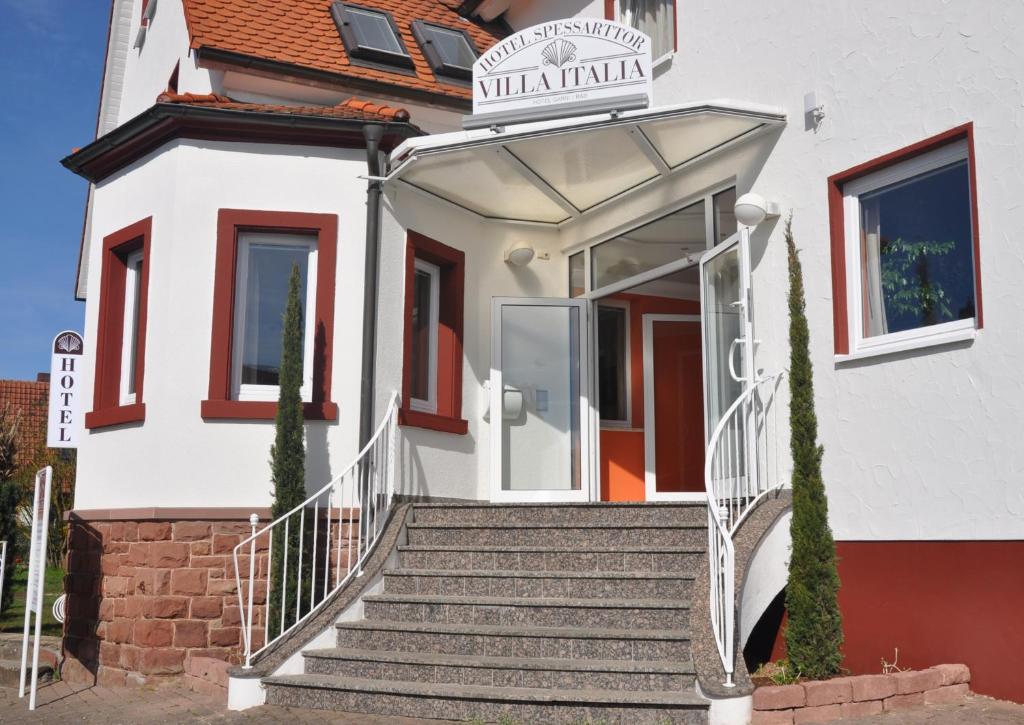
[400,232,467,434]
[410,259,440,412]
[231,232,317,401]
[616,0,675,61]
[597,303,630,426]
[120,251,144,405]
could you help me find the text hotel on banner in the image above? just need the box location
[471,20,653,118]
[47,330,84,448]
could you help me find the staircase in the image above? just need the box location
[262,502,711,723]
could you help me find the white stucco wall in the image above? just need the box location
[76,140,369,509]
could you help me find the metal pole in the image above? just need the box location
[244,513,258,668]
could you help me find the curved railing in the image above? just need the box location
[233,392,400,668]
[704,374,783,686]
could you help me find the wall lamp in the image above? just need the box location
[505,243,535,266]
[734,193,780,228]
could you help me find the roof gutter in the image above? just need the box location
[61,103,422,183]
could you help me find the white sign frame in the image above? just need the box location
[470,19,653,125]
[20,466,52,711]
[47,331,84,449]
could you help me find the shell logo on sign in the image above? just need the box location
[471,19,653,121]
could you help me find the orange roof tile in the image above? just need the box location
[156,91,412,122]
[0,379,49,462]
[182,0,505,103]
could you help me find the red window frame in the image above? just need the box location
[827,123,982,355]
[604,0,678,54]
[85,217,152,429]
[400,232,467,434]
[201,209,338,421]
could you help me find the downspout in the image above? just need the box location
[359,124,385,448]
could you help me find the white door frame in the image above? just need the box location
[490,297,593,503]
[642,313,704,502]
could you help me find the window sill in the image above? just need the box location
[85,403,146,429]
[399,408,468,435]
[200,400,338,421]
[835,327,977,364]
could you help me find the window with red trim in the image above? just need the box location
[828,124,982,358]
[202,210,338,421]
[605,0,677,60]
[86,218,152,429]
[400,232,467,434]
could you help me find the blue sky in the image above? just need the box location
[0,1,108,379]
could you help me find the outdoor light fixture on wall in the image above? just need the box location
[734,193,779,228]
[504,243,535,266]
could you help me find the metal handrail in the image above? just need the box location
[704,373,783,686]
[233,391,400,668]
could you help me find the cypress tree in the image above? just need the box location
[784,215,843,679]
[268,263,306,638]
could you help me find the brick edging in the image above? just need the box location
[752,664,971,724]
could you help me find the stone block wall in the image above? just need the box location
[752,664,972,724]
[63,517,271,692]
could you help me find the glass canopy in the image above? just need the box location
[388,101,785,225]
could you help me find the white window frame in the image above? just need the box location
[596,300,632,428]
[840,139,977,360]
[410,258,441,414]
[119,250,144,406]
[231,232,318,403]
[616,0,676,67]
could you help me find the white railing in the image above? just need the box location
[234,392,400,668]
[704,374,784,686]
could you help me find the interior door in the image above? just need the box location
[642,314,704,501]
[490,298,591,502]
[699,231,754,441]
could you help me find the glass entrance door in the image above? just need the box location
[490,298,591,502]
[700,232,753,439]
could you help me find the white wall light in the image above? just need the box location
[505,243,535,266]
[734,193,769,228]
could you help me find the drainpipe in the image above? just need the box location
[359,123,385,448]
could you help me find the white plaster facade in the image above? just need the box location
[71,0,1024,546]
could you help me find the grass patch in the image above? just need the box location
[0,565,65,637]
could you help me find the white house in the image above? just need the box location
[60,0,1024,720]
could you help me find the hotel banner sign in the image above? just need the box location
[471,20,653,121]
[46,330,83,449]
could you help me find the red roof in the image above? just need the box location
[182,0,504,103]
[156,92,412,122]
[0,380,49,463]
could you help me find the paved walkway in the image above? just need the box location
[0,682,1021,723]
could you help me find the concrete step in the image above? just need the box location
[412,502,707,526]
[302,647,697,691]
[383,568,693,600]
[397,544,705,573]
[263,673,708,723]
[405,522,707,548]
[335,620,690,662]
[364,593,691,630]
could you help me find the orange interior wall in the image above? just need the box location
[600,293,701,502]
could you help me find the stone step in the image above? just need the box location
[263,674,708,723]
[302,647,697,692]
[335,620,691,662]
[405,522,706,548]
[412,502,707,526]
[397,545,705,573]
[364,593,691,630]
[383,568,693,600]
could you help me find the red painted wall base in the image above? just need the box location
[769,540,1024,704]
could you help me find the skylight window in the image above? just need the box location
[331,3,414,70]
[412,21,478,80]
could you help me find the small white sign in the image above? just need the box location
[46,331,83,449]
[472,19,653,119]
[20,466,52,711]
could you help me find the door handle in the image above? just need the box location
[728,338,746,383]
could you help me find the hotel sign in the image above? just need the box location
[471,20,653,120]
[46,330,83,449]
